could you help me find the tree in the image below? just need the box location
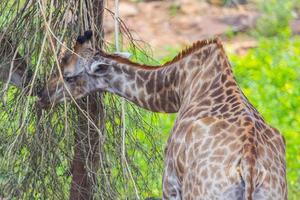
[0,0,163,199]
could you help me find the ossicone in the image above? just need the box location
[84,30,92,40]
[76,30,93,44]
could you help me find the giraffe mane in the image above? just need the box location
[163,37,223,66]
[99,37,224,69]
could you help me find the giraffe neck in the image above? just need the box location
[104,60,182,113]
[101,41,238,114]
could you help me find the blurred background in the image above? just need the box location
[104,0,300,56]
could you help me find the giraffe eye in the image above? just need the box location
[94,64,109,74]
[90,61,109,74]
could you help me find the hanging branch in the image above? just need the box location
[0,33,33,91]
[0,1,164,199]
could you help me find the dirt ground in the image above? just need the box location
[103,0,262,57]
[103,0,299,58]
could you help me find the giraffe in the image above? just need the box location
[37,31,287,200]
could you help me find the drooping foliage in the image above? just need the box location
[0,1,163,199]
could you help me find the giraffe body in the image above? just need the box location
[38,32,287,200]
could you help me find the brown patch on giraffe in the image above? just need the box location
[234,127,244,136]
[174,71,180,88]
[113,66,122,74]
[221,73,228,83]
[202,65,215,79]
[165,75,173,88]
[211,87,224,97]
[201,117,216,125]
[256,145,265,158]
[223,113,231,118]
[148,96,159,111]
[199,99,210,107]
[159,92,168,109]
[200,168,208,179]
[229,98,239,105]
[227,117,238,123]
[210,121,229,133]
[213,147,227,156]
[135,76,143,87]
[214,95,225,104]
[220,136,237,146]
[226,94,236,102]
[225,81,236,87]
[196,81,209,95]
[185,124,195,143]
[231,102,240,108]
[210,75,222,90]
[146,79,155,94]
[265,128,274,139]
[112,80,122,91]
[220,104,228,113]
[136,70,150,80]
[229,142,241,152]
[240,134,247,142]
[230,106,241,113]
[226,89,234,95]
[211,104,223,112]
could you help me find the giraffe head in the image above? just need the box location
[37,31,127,109]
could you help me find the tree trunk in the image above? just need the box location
[69,95,104,200]
[69,1,105,199]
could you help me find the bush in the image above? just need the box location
[254,0,299,37]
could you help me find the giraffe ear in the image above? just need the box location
[113,52,131,59]
[90,61,110,74]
